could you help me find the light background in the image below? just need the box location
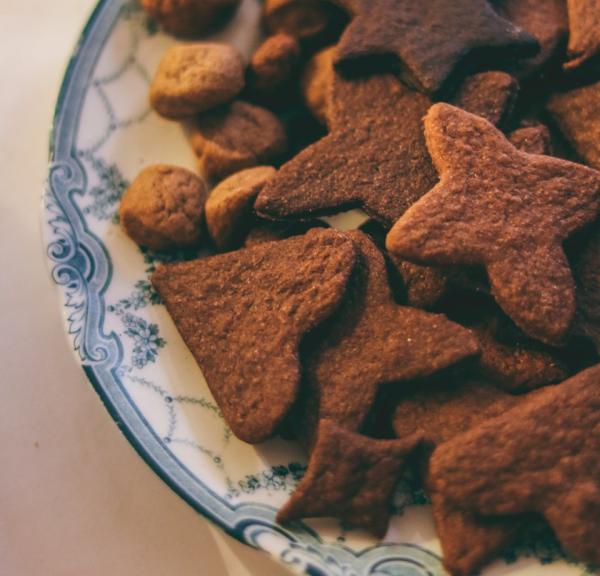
[0,1,290,574]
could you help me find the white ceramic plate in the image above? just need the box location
[43,1,595,574]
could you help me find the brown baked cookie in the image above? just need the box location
[547,81,600,170]
[247,33,301,96]
[383,132,551,314]
[119,164,207,251]
[277,419,423,537]
[508,124,553,155]
[295,232,479,448]
[474,322,568,391]
[429,364,600,567]
[243,219,328,247]
[205,166,276,250]
[332,0,537,95]
[493,0,568,78]
[256,73,437,226]
[429,488,521,576]
[140,0,240,37]
[263,0,346,43]
[392,260,449,309]
[572,227,600,353]
[150,43,245,120]
[301,46,336,125]
[564,0,600,70]
[388,127,553,308]
[387,103,600,345]
[393,379,515,445]
[392,129,557,310]
[452,71,518,128]
[359,219,489,309]
[439,290,570,391]
[189,100,287,182]
[151,229,356,443]
[392,379,520,576]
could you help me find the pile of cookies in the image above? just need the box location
[121,1,600,574]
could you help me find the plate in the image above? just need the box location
[43,1,594,574]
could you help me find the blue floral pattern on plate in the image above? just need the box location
[42,1,596,574]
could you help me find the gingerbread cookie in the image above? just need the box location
[277,419,423,537]
[332,0,537,94]
[387,103,600,345]
[440,294,570,391]
[494,0,568,78]
[119,165,207,251]
[547,80,600,170]
[295,232,479,448]
[508,124,553,155]
[429,488,520,576]
[256,73,437,226]
[151,229,356,443]
[564,0,600,70]
[474,322,568,391]
[393,379,515,446]
[452,71,518,128]
[429,364,600,567]
[140,0,240,37]
[205,166,276,250]
[388,122,553,307]
[392,260,449,309]
[190,100,287,181]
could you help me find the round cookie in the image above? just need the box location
[189,100,287,182]
[120,165,207,251]
[150,43,245,119]
[205,166,276,250]
[140,0,240,38]
[301,46,335,125]
[263,0,331,40]
[248,33,300,96]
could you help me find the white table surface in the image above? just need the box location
[0,1,290,574]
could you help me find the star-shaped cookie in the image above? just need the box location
[451,71,518,129]
[429,364,600,567]
[295,231,480,448]
[255,73,436,226]
[297,231,479,447]
[331,0,538,94]
[277,419,423,537]
[495,0,568,78]
[387,103,600,345]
